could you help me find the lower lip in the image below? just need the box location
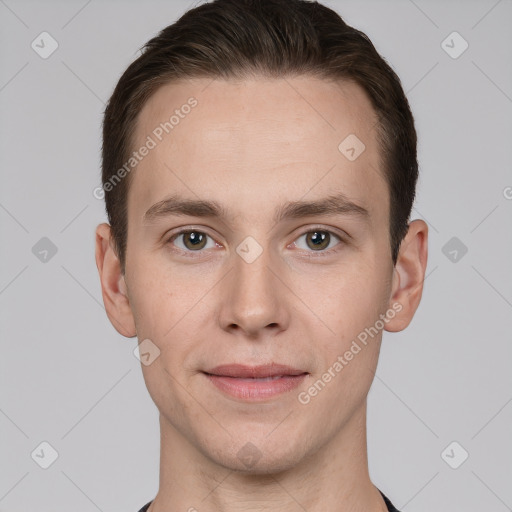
[204,373,308,401]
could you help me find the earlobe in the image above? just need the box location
[384,219,428,333]
[95,223,137,338]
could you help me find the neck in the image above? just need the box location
[148,401,388,512]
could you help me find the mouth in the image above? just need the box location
[202,364,309,401]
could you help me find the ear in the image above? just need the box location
[95,223,136,338]
[384,219,428,332]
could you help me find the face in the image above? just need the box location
[96,76,427,473]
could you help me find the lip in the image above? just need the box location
[205,363,307,378]
[203,364,309,401]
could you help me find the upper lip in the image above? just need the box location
[204,364,308,378]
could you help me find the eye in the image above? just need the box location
[166,227,345,257]
[168,230,218,252]
[292,229,343,254]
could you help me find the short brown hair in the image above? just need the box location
[101,0,418,273]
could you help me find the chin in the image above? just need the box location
[204,435,311,476]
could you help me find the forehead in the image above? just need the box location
[128,76,387,229]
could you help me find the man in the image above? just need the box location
[95,0,428,510]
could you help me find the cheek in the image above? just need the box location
[301,276,385,418]
[312,264,387,330]
[127,260,215,372]
[302,268,389,379]
[125,271,168,338]
[126,255,191,337]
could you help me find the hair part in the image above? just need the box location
[102,0,418,273]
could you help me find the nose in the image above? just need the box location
[217,242,290,338]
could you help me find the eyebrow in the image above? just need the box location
[143,192,370,225]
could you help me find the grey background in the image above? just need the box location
[1,0,511,510]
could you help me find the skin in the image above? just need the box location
[96,76,428,512]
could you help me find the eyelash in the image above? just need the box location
[166,226,347,259]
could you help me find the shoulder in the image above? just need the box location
[379,490,401,512]
[136,501,152,512]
